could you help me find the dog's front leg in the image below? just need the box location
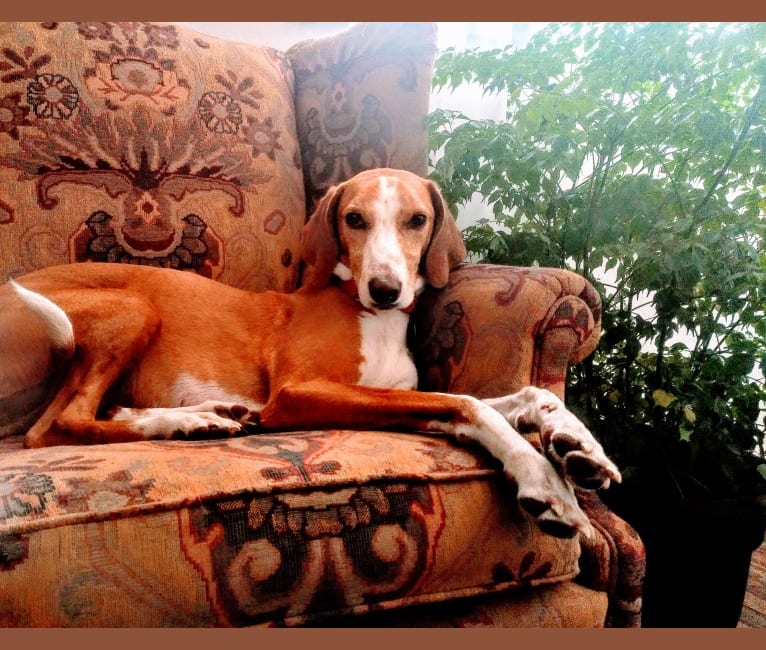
[484,386,621,491]
[257,380,594,538]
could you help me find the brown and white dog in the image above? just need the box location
[0,168,620,538]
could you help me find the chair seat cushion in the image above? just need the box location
[0,430,581,626]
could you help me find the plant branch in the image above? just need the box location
[695,76,766,218]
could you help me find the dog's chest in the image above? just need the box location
[356,309,418,390]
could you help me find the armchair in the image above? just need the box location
[0,21,644,627]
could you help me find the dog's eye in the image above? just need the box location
[407,213,427,229]
[345,212,367,230]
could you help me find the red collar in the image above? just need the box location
[333,276,417,314]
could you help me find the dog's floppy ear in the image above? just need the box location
[423,180,466,288]
[300,184,345,290]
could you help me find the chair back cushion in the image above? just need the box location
[288,22,437,208]
[0,22,305,292]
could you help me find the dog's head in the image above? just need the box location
[300,169,466,311]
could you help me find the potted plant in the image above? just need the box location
[429,22,766,627]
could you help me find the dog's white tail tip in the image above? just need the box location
[9,280,75,354]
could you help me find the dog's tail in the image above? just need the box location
[10,280,75,357]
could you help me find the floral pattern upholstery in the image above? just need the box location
[411,264,602,399]
[287,22,436,209]
[0,21,305,292]
[0,431,584,626]
[0,21,644,627]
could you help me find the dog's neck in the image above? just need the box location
[332,263,419,390]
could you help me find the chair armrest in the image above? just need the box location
[576,490,646,627]
[410,263,602,400]
[286,22,438,207]
[411,262,646,627]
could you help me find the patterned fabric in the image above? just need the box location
[576,490,646,628]
[312,582,609,628]
[412,264,601,400]
[287,22,436,209]
[0,22,305,292]
[0,430,580,627]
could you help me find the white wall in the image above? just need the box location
[176,22,349,51]
[176,21,544,54]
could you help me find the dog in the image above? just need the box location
[0,168,620,539]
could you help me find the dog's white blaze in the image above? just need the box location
[357,176,416,308]
[374,175,401,215]
[171,373,263,410]
[356,309,418,390]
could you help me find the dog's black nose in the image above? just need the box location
[368,278,401,306]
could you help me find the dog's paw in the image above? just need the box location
[111,407,244,440]
[485,388,621,491]
[165,411,244,439]
[209,403,261,429]
[540,413,621,490]
[507,453,595,539]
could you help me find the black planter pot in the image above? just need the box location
[623,496,765,628]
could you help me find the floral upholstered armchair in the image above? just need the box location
[0,21,645,627]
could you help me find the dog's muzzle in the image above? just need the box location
[368,278,402,309]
